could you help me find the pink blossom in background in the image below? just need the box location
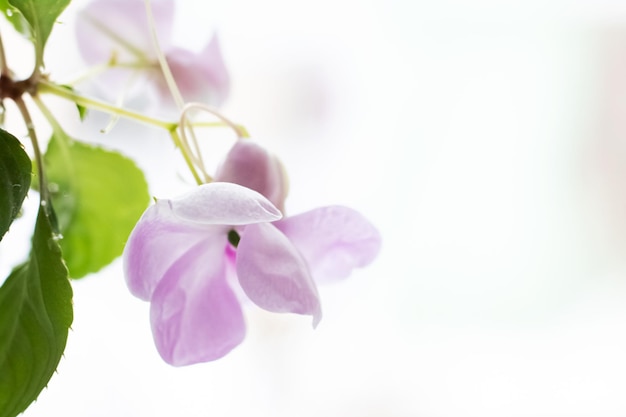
[75,0,230,109]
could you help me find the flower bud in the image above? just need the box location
[215,141,289,213]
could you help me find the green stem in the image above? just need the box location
[35,80,247,186]
[31,94,77,201]
[169,129,204,185]
[37,79,176,130]
[14,97,48,204]
[38,79,246,132]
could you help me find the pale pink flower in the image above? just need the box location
[123,141,381,365]
[75,0,229,108]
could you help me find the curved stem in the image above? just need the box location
[178,103,248,184]
[180,102,248,139]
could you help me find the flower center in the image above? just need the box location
[227,229,240,248]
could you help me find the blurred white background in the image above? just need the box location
[4,0,626,415]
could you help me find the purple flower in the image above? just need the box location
[124,141,381,366]
[75,0,229,108]
[123,182,321,365]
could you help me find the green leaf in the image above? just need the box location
[0,128,31,241]
[7,0,71,66]
[0,0,29,37]
[45,132,150,278]
[0,204,73,417]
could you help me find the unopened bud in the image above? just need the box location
[215,140,289,213]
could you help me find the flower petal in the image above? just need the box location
[215,140,289,212]
[274,206,381,283]
[150,239,245,366]
[236,222,321,326]
[123,200,210,301]
[161,35,230,107]
[170,182,282,225]
[75,0,174,65]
